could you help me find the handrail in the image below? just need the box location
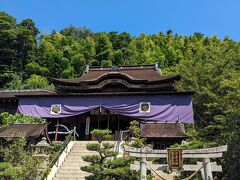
[39,132,74,180]
[114,130,132,154]
[51,134,73,167]
[122,130,132,141]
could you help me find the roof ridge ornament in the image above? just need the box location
[154,62,163,76]
[111,66,119,71]
[85,65,90,73]
[154,63,159,71]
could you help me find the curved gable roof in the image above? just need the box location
[49,64,180,85]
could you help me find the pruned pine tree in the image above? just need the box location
[81,129,138,180]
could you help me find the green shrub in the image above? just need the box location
[0,112,45,126]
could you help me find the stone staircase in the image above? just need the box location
[53,141,98,180]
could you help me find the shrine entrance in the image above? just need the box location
[48,107,132,141]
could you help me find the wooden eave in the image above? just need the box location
[17,91,194,97]
[49,74,181,86]
[53,82,175,93]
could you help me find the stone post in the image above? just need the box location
[203,158,213,180]
[140,157,147,180]
[200,168,205,180]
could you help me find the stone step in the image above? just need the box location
[73,142,93,144]
[73,143,91,146]
[68,153,97,156]
[72,144,89,146]
[62,162,90,166]
[59,165,84,170]
[53,177,86,180]
[69,152,93,155]
[60,165,89,169]
[70,149,96,152]
[67,155,96,158]
[57,170,90,174]
[70,150,95,153]
[58,168,89,174]
[66,156,90,159]
[72,144,89,147]
[68,154,87,157]
[62,160,84,164]
[71,146,92,149]
[56,172,91,178]
[64,158,87,163]
[71,147,91,150]
[65,157,85,160]
[62,159,89,163]
[52,141,104,179]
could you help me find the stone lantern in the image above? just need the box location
[31,137,50,168]
[33,137,50,154]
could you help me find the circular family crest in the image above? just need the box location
[139,102,151,113]
[51,104,62,114]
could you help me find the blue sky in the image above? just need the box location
[1,0,240,40]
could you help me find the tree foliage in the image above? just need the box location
[0,138,42,179]
[0,112,45,126]
[81,129,138,180]
[0,11,240,178]
[127,120,146,148]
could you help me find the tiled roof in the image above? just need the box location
[0,89,56,99]
[49,64,180,84]
[79,65,163,81]
[140,123,187,138]
[0,123,47,139]
[0,126,5,133]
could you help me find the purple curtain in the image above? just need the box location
[18,95,193,123]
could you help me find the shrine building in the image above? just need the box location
[0,64,194,149]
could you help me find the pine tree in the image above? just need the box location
[81,129,138,180]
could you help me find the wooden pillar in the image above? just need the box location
[54,119,59,141]
[85,117,90,135]
[107,111,110,129]
[117,115,119,131]
[203,158,213,180]
[140,156,147,180]
[73,126,76,141]
[98,108,100,129]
